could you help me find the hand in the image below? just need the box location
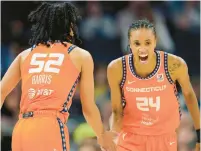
[97,131,117,151]
[195,143,200,151]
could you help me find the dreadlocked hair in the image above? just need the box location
[128,19,156,39]
[28,2,82,47]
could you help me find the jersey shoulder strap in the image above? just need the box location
[67,45,77,54]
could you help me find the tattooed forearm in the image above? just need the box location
[113,109,123,121]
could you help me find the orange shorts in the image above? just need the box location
[12,111,69,151]
[117,131,177,151]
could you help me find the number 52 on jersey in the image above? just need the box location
[29,53,64,74]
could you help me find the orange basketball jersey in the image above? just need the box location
[20,42,80,120]
[120,51,181,135]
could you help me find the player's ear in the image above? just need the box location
[69,23,74,37]
[70,28,74,37]
[128,39,131,47]
[154,36,157,48]
[127,41,132,53]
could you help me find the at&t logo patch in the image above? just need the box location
[28,88,36,99]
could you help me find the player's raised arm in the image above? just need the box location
[175,57,200,147]
[107,59,123,133]
[79,50,116,151]
[1,53,22,108]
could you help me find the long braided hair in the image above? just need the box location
[28,2,81,47]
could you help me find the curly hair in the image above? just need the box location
[28,2,82,47]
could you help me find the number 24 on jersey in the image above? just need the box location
[136,96,160,112]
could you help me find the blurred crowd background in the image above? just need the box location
[1,1,200,151]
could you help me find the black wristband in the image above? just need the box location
[196,129,200,143]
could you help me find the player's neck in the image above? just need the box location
[134,54,157,78]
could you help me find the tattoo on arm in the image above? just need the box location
[169,59,181,75]
[113,108,123,123]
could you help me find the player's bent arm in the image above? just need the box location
[79,50,105,137]
[107,59,123,133]
[175,57,200,130]
[1,53,22,109]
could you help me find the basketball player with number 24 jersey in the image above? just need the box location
[107,19,200,151]
[1,2,116,151]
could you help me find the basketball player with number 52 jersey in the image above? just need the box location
[107,19,200,151]
[1,2,116,151]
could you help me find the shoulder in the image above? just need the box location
[20,48,32,56]
[108,57,124,72]
[107,56,125,83]
[167,53,188,77]
[108,54,129,71]
[73,46,93,61]
[19,48,32,63]
[167,53,185,63]
[70,46,94,69]
[167,53,187,68]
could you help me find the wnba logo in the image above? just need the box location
[28,88,36,99]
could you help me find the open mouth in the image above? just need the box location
[139,55,148,63]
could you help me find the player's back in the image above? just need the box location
[20,42,80,115]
